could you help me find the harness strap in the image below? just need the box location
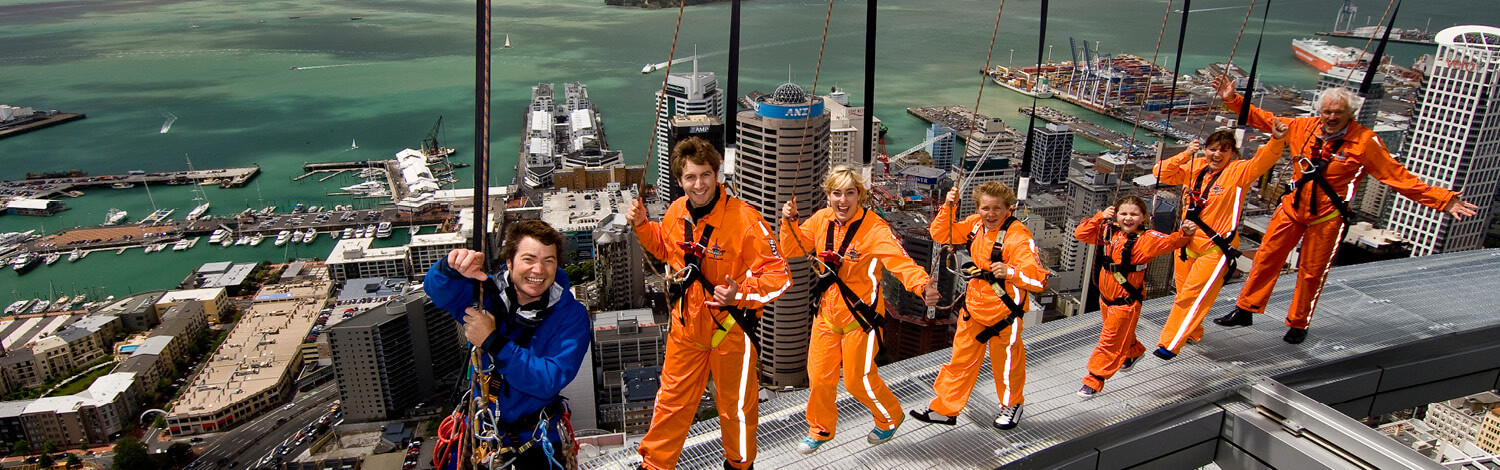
[1101,232,1146,306]
[1289,137,1354,224]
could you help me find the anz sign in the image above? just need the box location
[756,102,825,120]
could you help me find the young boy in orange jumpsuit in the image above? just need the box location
[629,137,791,470]
[1152,123,1289,359]
[1208,77,1479,344]
[779,166,939,454]
[910,181,1047,431]
[1074,196,1195,397]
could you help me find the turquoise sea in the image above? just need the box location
[0,0,1493,301]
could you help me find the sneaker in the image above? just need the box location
[992,404,1023,430]
[1153,347,1177,360]
[1077,384,1099,399]
[1213,307,1255,327]
[867,418,901,445]
[1120,355,1141,371]
[1284,327,1308,344]
[1185,338,1200,345]
[908,408,956,426]
[795,436,827,455]
[722,461,752,470]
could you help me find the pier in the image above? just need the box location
[0,167,260,201]
[905,106,992,141]
[0,112,86,141]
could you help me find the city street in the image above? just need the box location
[176,382,339,469]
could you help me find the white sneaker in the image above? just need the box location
[992,404,1023,430]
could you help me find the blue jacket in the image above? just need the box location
[424,258,590,427]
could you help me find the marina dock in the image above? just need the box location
[906,106,991,141]
[0,167,260,201]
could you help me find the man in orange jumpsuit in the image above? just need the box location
[629,137,791,470]
[1074,196,1195,397]
[1153,124,1288,359]
[779,165,939,454]
[1209,76,1479,344]
[910,181,1047,431]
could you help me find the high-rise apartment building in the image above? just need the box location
[1030,123,1075,185]
[591,309,667,434]
[662,115,725,201]
[1387,26,1500,256]
[326,291,463,423]
[926,123,957,172]
[593,213,647,311]
[655,60,724,199]
[823,97,880,168]
[957,117,1019,217]
[735,83,830,387]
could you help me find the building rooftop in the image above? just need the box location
[0,401,30,419]
[325,238,406,265]
[7,198,55,210]
[157,288,224,304]
[0,313,79,350]
[203,262,257,288]
[409,231,466,247]
[199,261,234,274]
[24,372,136,414]
[171,281,329,418]
[541,186,637,233]
[70,314,118,332]
[132,335,174,357]
[337,277,408,302]
[98,291,166,316]
[592,308,657,331]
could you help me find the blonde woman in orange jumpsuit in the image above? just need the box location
[779,165,939,454]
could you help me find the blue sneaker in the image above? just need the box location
[795,436,828,455]
[867,417,902,445]
[1153,347,1176,360]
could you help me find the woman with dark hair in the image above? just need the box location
[1074,196,1195,398]
[1152,122,1288,360]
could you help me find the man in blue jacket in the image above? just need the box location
[425,220,590,469]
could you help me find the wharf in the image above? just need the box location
[906,106,992,141]
[0,113,85,140]
[1020,106,1128,150]
[296,159,405,202]
[0,167,259,202]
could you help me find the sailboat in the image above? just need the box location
[185,155,211,220]
[350,139,359,150]
[504,33,512,49]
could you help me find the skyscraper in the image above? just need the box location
[735,83,830,387]
[1386,25,1500,256]
[1030,123,1075,185]
[823,97,880,168]
[593,213,647,311]
[957,117,1019,217]
[654,59,724,198]
[926,123,957,172]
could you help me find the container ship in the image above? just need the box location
[1291,38,1372,73]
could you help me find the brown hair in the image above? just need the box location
[972,181,1016,209]
[500,219,564,265]
[1113,195,1152,227]
[1203,129,1238,154]
[669,136,723,180]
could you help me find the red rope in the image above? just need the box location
[434,411,467,470]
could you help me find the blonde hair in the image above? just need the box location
[821,165,869,203]
[972,181,1016,209]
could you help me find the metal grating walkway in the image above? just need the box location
[583,249,1500,469]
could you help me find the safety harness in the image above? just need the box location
[1287,135,1356,226]
[1100,230,1148,307]
[1179,164,1241,281]
[951,216,1027,343]
[807,210,884,334]
[665,194,760,348]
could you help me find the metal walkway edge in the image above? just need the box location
[583,249,1500,469]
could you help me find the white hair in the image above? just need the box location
[1315,87,1364,116]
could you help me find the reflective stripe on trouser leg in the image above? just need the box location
[638,332,713,469]
[849,324,898,430]
[992,315,1026,407]
[1288,218,1343,329]
[714,331,756,468]
[1085,303,1141,390]
[1162,252,1227,352]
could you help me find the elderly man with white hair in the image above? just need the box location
[1207,76,1478,345]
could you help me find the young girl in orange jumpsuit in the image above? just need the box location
[779,166,939,454]
[1075,196,1196,397]
[1208,77,1479,344]
[910,181,1047,431]
[629,137,791,470]
[1152,122,1289,359]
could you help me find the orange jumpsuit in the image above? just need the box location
[1154,137,1285,354]
[926,206,1047,415]
[635,186,791,470]
[1074,214,1188,391]
[781,206,930,442]
[1224,93,1457,329]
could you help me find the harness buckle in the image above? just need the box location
[676,241,706,259]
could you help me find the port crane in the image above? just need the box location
[883,131,954,174]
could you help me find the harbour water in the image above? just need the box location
[0,0,1490,300]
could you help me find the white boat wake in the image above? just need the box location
[289,63,376,71]
[160,112,177,134]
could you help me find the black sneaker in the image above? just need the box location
[1077,384,1099,399]
[992,404,1023,430]
[1283,327,1308,344]
[1213,307,1255,327]
[723,461,753,470]
[1120,355,1141,371]
[909,408,956,426]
